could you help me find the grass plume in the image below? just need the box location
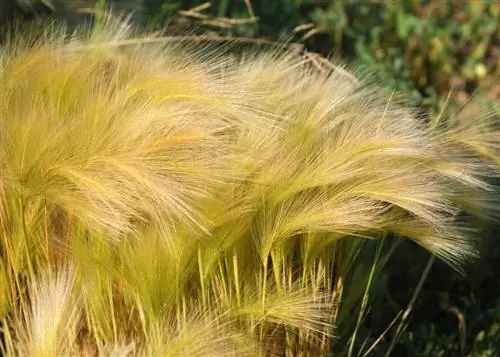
[0,15,499,356]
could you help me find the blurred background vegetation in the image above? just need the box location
[2,0,500,355]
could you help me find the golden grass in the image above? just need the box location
[0,15,498,356]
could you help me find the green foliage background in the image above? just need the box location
[3,0,500,355]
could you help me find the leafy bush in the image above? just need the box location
[311,1,500,118]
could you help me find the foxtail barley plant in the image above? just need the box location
[0,15,499,356]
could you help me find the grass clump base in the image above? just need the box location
[0,16,499,357]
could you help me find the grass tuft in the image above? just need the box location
[0,15,498,356]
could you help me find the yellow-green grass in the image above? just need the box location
[0,16,499,356]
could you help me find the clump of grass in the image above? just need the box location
[0,15,499,356]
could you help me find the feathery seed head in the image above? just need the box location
[0,15,498,356]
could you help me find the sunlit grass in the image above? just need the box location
[0,15,499,356]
